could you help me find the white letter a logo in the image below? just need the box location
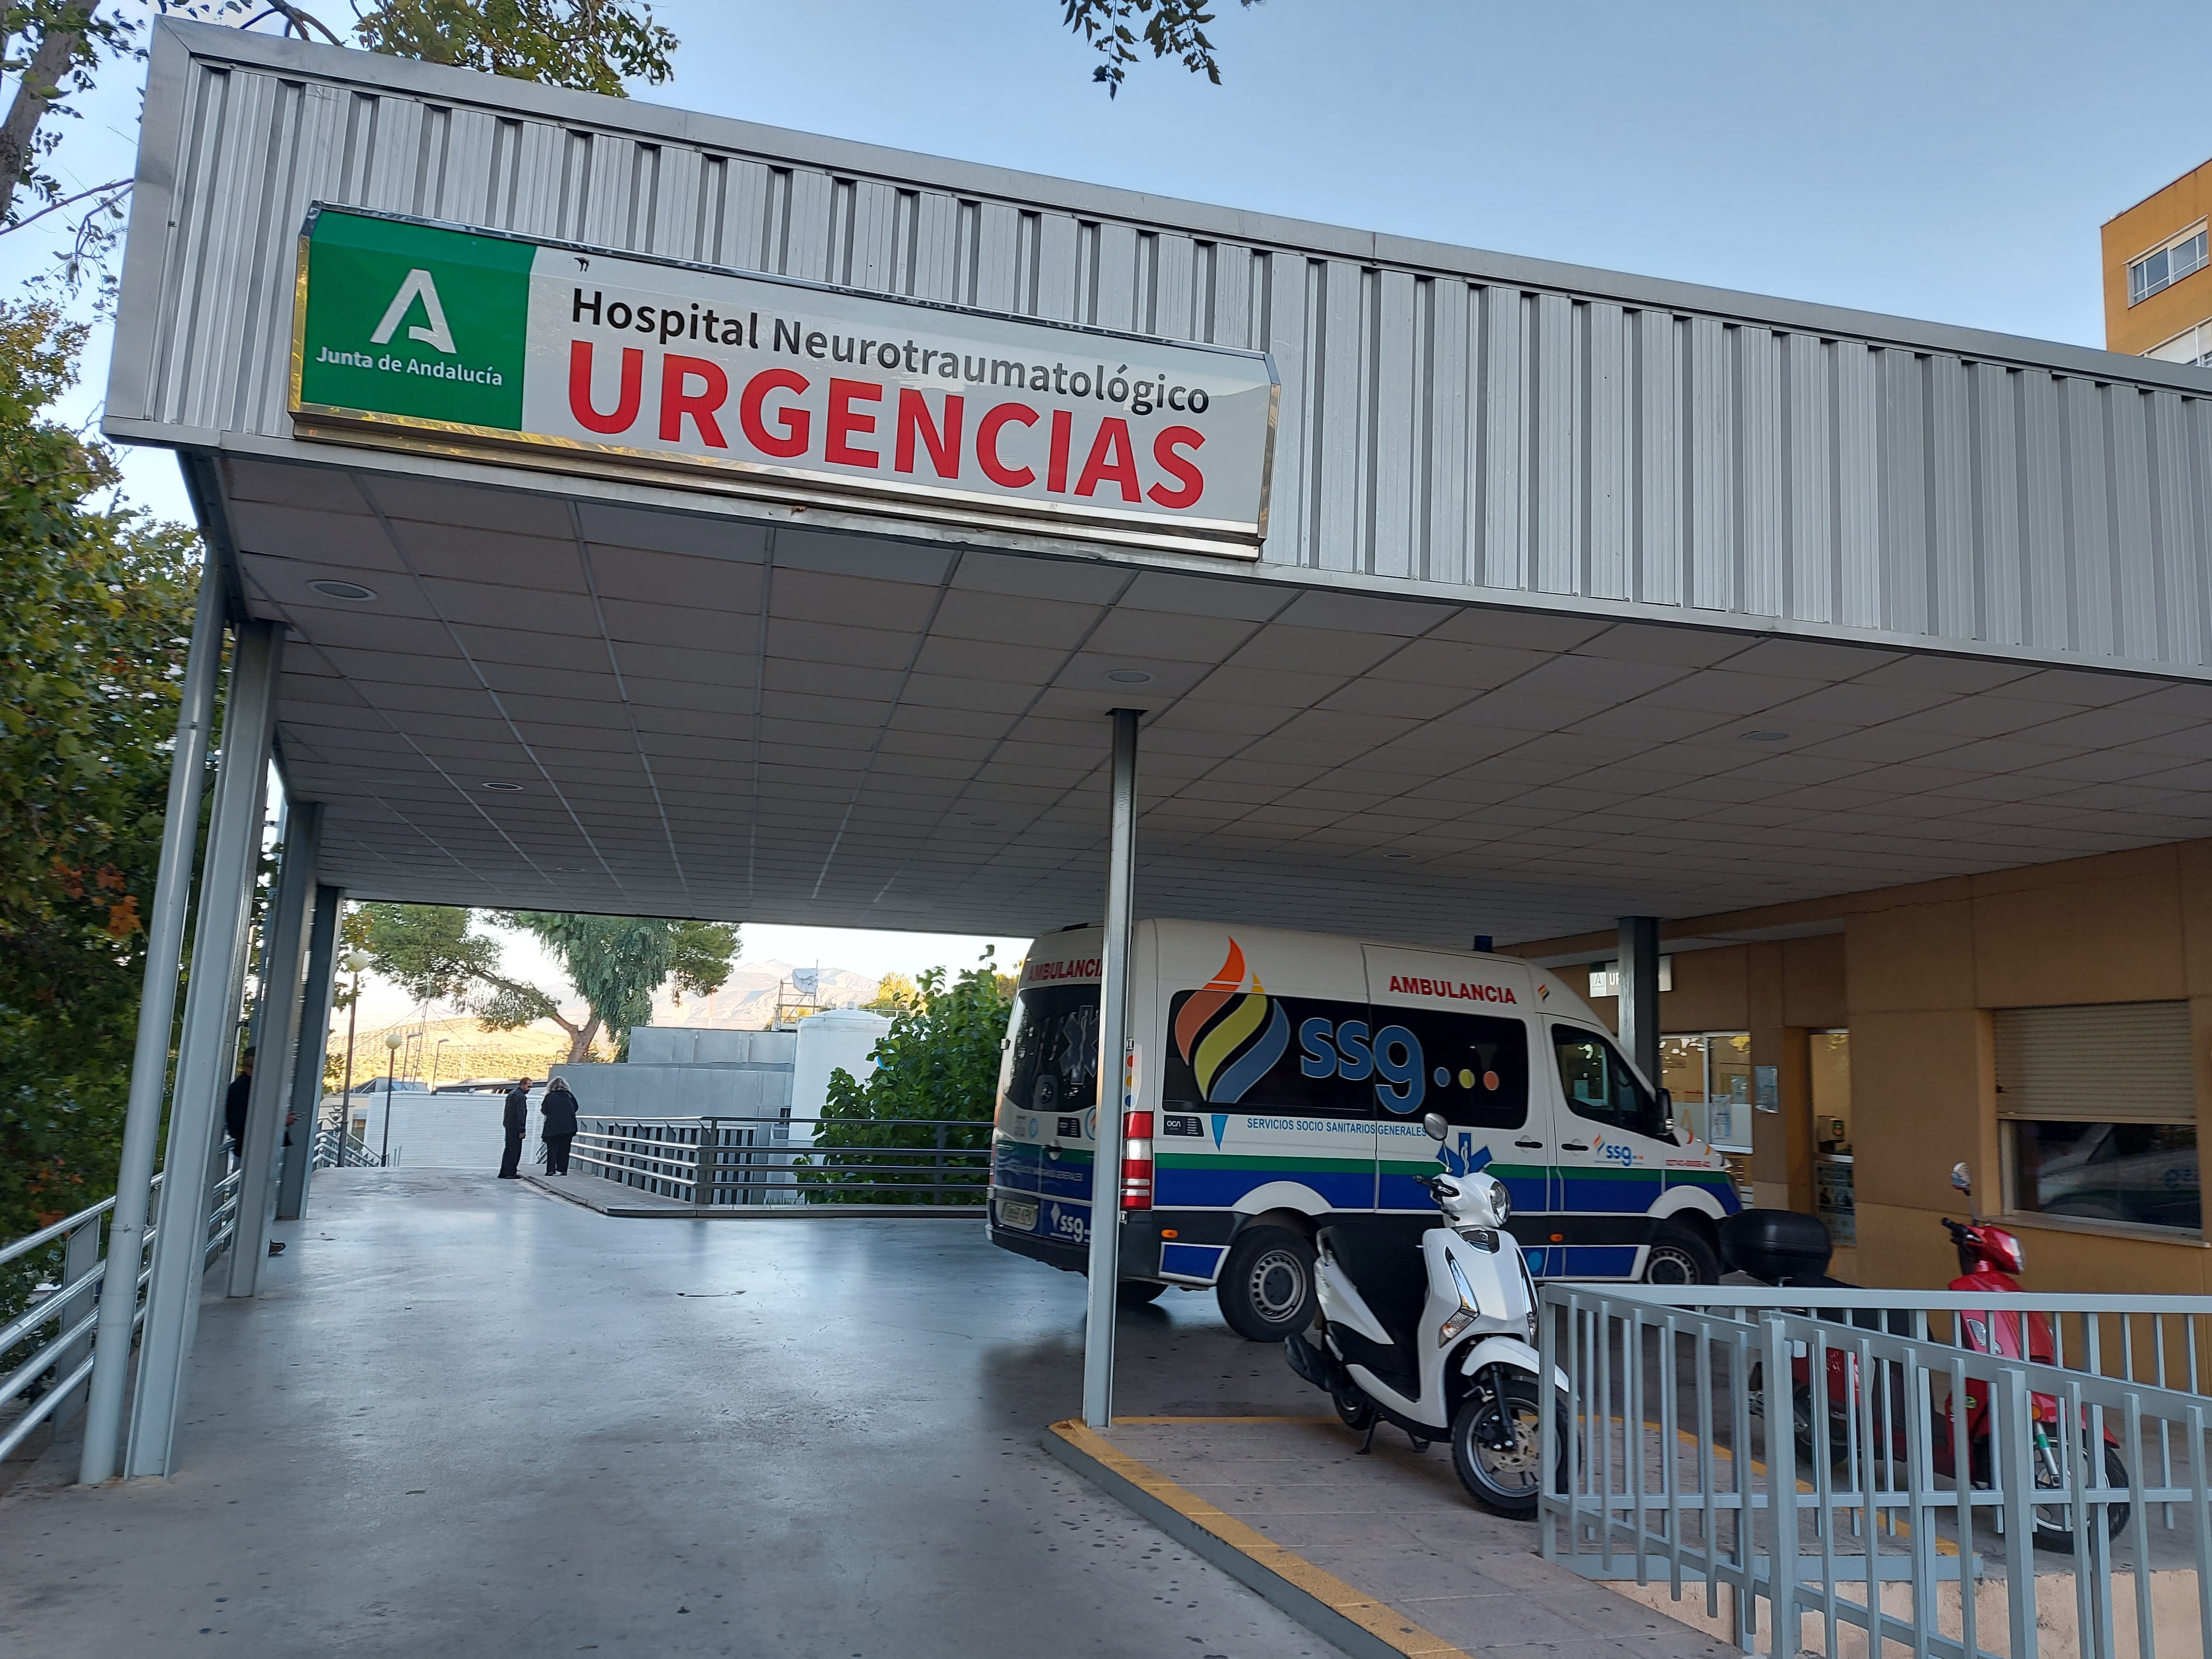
[370,268,456,354]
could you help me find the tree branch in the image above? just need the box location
[0,173,126,237]
[0,1,100,223]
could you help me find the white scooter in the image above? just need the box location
[1285,1110,1567,1516]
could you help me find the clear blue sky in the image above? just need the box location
[8,0,2206,988]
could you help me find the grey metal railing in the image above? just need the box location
[312,1127,383,1169]
[0,1164,247,1465]
[1540,1282,2212,1659]
[569,1116,988,1206]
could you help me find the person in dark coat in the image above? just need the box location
[498,1078,531,1178]
[223,1048,258,1155]
[541,1076,579,1175]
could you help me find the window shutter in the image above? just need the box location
[1992,1002,2196,1125]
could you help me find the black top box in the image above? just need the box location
[1719,1208,1834,1285]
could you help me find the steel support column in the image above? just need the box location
[277,882,343,1220]
[1617,916,1660,1085]
[78,569,225,1486]
[230,800,321,1294]
[124,620,283,1479]
[1082,708,1140,1430]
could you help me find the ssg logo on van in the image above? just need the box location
[1172,940,1290,1106]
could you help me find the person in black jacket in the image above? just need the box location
[223,1048,258,1155]
[498,1078,531,1178]
[541,1076,579,1175]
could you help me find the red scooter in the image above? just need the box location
[1724,1183,2129,1552]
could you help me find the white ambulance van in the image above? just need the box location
[987,920,1739,1340]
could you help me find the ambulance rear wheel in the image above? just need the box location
[1217,1226,1316,1341]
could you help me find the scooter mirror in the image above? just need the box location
[1950,1160,1972,1194]
[1421,1111,1449,1141]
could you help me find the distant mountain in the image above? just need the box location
[650,959,879,1029]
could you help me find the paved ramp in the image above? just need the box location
[0,1170,1339,1658]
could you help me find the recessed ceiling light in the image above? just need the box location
[1741,730,1790,742]
[1382,851,1414,860]
[308,579,376,602]
[552,865,587,873]
[1104,669,1154,685]
[964,818,1000,829]
[482,781,525,791]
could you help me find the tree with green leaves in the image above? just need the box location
[863,971,920,1017]
[0,0,679,287]
[800,952,1014,1206]
[1060,0,1261,96]
[0,301,198,1282]
[360,902,737,1062]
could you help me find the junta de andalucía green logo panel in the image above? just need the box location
[297,210,531,431]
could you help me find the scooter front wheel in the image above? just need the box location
[2032,1442,2132,1551]
[1450,1372,1561,1519]
[1333,1391,1376,1433]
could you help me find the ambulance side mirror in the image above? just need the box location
[1421,1111,1449,1141]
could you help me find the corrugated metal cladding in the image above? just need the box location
[122,26,2212,674]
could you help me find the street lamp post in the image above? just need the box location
[338,950,372,1145]
[380,1030,404,1166]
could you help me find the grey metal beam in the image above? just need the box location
[1082,708,1140,1430]
[1617,917,1661,1087]
[79,568,225,1486]
[230,800,321,1294]
[277,882,343,1220]
[125,619,283,1479]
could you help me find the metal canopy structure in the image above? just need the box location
[88,20,2212,1462]
[108,21,2212,947]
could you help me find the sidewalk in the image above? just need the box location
[1050,1414,1736,1659]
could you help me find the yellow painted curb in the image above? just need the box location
[1046,1418,1473,1659]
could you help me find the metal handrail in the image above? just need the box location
[0,1166,231,1464]
[311,1127,383,1169]
[568,1116,990,1206]
[1540,1281,2212,1659]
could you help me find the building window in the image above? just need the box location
[1995,1002,2201,1234]
[2129,225,2208,305]
[2146,321,2212,368]
[1810,1030,1853,1245]
[1660,1030,1754,1200]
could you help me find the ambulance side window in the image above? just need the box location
[1378,1008,1528,1129]
[1552,1026,1670,1141]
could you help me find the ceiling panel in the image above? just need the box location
[219,455,2212,947]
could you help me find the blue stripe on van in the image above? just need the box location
[1153,1163,1375,1210]
[1376,1169,1548,1216]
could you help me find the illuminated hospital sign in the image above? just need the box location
[291,207,1278,555]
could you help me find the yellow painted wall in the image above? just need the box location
[2103,157,2212,356]
[1514,841,2212,1293]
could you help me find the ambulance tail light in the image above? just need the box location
[1121,1110,1154,1210]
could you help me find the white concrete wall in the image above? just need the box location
[792,1010,893,1130]
[330,1088,538,1170]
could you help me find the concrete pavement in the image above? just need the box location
[1,1169,1340,1658]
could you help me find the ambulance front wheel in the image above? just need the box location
[1217,1225,1317,1341]
[1642,1222,1721,1286]
[1116,1279,1169,1308]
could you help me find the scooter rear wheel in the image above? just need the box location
[1450,1373,1560,1519]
